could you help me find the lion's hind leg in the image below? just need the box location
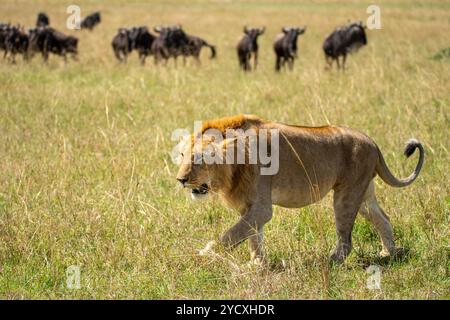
[331,181,370,263]
[359,181,398,257]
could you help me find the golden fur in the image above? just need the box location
[176,115,424,264]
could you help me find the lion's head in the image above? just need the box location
[176,134,235,200]
[175,115,263,209]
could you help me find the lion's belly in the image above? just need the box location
[271,186,311,208]
[271,182,332,208]
[269,161,336,208]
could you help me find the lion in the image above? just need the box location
[175,114,424,264]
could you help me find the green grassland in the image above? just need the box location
[0,0,449,299]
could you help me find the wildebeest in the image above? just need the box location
[81,11,101,31]
[273,26,306,71]
[323,21,367,70]
[112,28,132,62]
[182,34,216,64]
[36,12,50,27]
[237,26,265,71]
[4,25,29,63]
[152,25,190,65]
[129,26,156,65]
[0,23,11,58]
[28,27,78,62]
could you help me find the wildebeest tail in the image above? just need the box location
[203,40,216,58]
[376,139,424,188]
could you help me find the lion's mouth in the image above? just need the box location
[191,183,209,195]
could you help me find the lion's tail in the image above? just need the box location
[376,139,424,188]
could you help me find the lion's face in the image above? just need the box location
[176,136,222,200]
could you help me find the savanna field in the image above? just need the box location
[0,0,449,299]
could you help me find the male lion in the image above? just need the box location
[176,115,424,264]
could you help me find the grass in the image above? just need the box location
[0,0,449,299]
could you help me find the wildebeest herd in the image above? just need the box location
[1,11,368,71]
[112,25,216,65]
[0,11,100,63]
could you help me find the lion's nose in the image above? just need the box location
[177,177,188,185]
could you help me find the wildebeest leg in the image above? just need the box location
[275,55,281,72]
[246,53,252,71]
[239,55,245,70]
[253,51,258,70]
[153,52,161,65]
[10,53,16,64]
[342,54,347,71]
[113,49,121,62]
[42,51,49,63]
[288,57,294,71]
[139,53,146,66]
[335,57,341,70]
[324,55,332,70]
[194,53,201,66]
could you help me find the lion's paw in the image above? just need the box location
[245,257,266,270]
[198,240,217,256]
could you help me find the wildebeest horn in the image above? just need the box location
[243,25,249,33]
[282,27,289,33]
[154,26,162,33]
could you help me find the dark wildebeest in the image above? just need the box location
[152,25,189,65]
[237,26,265,71]
[273,26,306,71]
[4,25,29,63]
[182,34,216,64]
[36,12,50,27]
[0,23,11,58]
[28,27,78,62]
[323,21,367,70]
[81,12,101,31]
[112,28,132,62]
[129,26,156,65]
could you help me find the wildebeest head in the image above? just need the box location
[282,26,306,36]
[344,21,367,52]
[36,12,50,27]
[6,26,29,52]
[280,26,306,57]
[244,26,265,39]
[81,11,101,30]
[282,26,306,44]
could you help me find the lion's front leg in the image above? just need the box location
[219,204,272,263]
[248,230,265,265]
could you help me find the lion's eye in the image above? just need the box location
[193,153,203,163]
